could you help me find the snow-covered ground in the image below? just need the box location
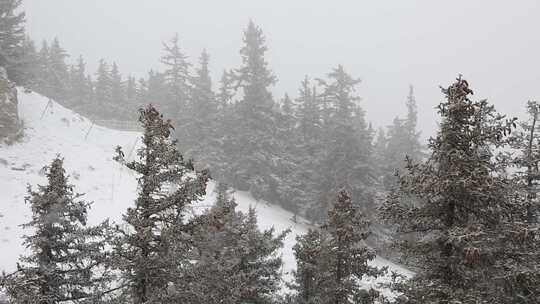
[0,90,411,294]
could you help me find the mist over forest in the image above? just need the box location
[1,1,540,303]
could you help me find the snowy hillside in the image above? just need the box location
[0,90,411,293]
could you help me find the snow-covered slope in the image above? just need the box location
[0,91,411,294]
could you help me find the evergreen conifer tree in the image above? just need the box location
[184,184,288,304]
[228,21,281,200]
[290,228,325,304]
[94,59,112,118]
[68,55,91,112]
[161,33,190,117]
[0,0,26,83]
[291,190,384,304]
[310,66,376,220]
[110,62,126,118]
[380,77,530,302]
[2,157,114,303]
[112,104,209,304]
[48,38,69,102]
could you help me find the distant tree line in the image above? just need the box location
[6,16,425,225]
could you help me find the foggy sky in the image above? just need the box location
[23,0,540,138]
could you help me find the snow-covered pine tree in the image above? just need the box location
[217,69,234,107]
[110,62,126,118]
[309,66,376,221]
[0,0,26,84]
[1,157,114,303]
[379,86,423,190]
[290,228,325,304]
[161,33,190,117]
[291,190,384,304]
[144,70,168,117]
[125,75,138,118]
[509,101,540,223]
[274,92,303,214]
[178,49,219,167]
[112,104,209,304]
[48,38,69,102]
[322,190,384,304]
[0,66,21,142]
[403,85,422,161]
[181,183,288,304]
[68,55,92,112]
[502,100,540,300]
[93,59,112,118]
[288,77,323,214]
[34,40,52,97]
[19,36,39,88]
[225,21,281,200]
[297,76,321,144]
[380,77,529,302]
[381,116,408,189]
[233,207,288,304]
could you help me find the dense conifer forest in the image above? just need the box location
[1,1,540,303]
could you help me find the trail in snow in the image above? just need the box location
[0,90,411,294]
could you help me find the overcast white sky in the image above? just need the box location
[23,0,540,138]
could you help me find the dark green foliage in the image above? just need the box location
[290,228,324,304]
[161,33,190,116]
[67,56,92,112]
[379,77,540,303]
[112,105,209,304]
[182,184,288,304]
[177,49,220,168]
[2,157,114,304]
[378,86,423,190]
[291,190,385,304]
[0,0,26,84]
[47,38,69,102]
[308,66,376,221]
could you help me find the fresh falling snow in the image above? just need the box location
[0,90,411,295]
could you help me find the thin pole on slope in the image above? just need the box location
[126,137,139,161]
[84,121,94,140]
[40,98,53,120]
[111,169,115,204]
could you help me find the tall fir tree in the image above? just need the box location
[380,86,423,190]
[379,77,537,303]
[110,62,126,117]
[19,36,38,88]
[290,228,325,304]
[35,40,52,97]
[0,0,26,84]
[403,85,422,161]
[291,190,385,304]
[161,33,190,117]
[48,38,69,102]
[112,105,209,304]
[227,21,281,201]
[509,101,540,223]
[2,157,114,303]
[68,55,91,111]
[309,65,376,221]
[184,184,288,304]
[93,59,112,118]
[125,75,138,114]
[179,49,220,168]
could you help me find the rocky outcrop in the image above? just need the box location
[0,66,21,143]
